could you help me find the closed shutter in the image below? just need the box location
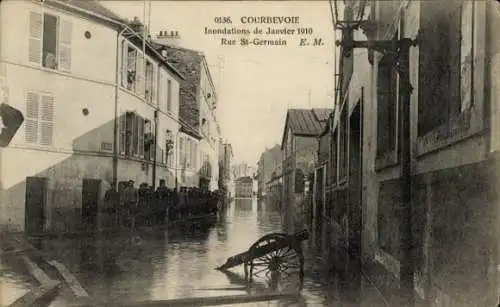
[59,19,72,72]
[40,95,54,145]
[28,12,43,64]
[25,92,39,143]
[119,112,127,155]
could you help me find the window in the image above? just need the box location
[144,120,154,161]
[165,129,174,167]
[29,12,72,71]
[338,105,348,181]
[377,52,398,157]
[119,111,145,158]
[25,92,54,146]
[121,42,146,98]
[167,80,172,112]
[191,142,198,170]
[186,138,192,169]
[418,1,468,137]
[179,136,186,168]
[145,60,156,104]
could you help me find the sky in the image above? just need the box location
[102,0,338,166]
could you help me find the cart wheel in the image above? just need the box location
[244,233,304,283]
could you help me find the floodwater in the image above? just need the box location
[0,254,38,306]
[30,197,375,306]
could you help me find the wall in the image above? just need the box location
[0,1,184,231]
[0,0,118,231]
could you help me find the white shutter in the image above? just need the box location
[25,92,39,143]
[28,12,43,64]
[59,19,72,72]
[40,95,54,146]
[121,41,128,87]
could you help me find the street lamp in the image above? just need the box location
[332,1,417,306]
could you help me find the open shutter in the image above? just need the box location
[138,116,145,158]
[28,12,43,64]
[119,112,127,155]
[151,64,157,105]
[59,19,73,72]
[25,92,39,143]
[136,54,144,97]
[460,1,473,112]
[121,41,128,87]
[40,95,54,146]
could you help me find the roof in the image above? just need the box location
[55,0,127,23]
[280,108,333,149]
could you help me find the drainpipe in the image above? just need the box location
[152,110,159,189]
[113,27,127,191]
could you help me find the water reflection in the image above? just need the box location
[30,197,372,306]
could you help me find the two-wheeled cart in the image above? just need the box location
[215,230,308,281]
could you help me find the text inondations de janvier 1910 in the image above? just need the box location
[204,16,325,48]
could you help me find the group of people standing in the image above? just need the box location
[104,179,224,229]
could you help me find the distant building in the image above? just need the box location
[256,145,282,198]
[234,176,253,198]
[231,162,254,180]
[281,108,332,209]
[218,140,234,197]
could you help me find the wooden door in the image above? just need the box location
[82,179,101,228]
[25,177,47,234]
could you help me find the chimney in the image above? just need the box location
[154,29,181,47]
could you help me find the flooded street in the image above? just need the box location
[27,198,377,306]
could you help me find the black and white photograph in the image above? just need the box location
[0,0,499,306]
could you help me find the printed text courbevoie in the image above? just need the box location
[240,16,300,24]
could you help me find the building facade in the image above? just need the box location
[0,0,184,233]
[323,0,500,306]
[234,176,253,198]
[218,141,234,196]
[256,144,282,198]
[280,109,331,210]
[153,35,221,191]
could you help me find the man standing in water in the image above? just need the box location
[122,180,138,230]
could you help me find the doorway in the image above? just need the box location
[348,102,363,258]
[25,177,47,234]
[82,179,101,228]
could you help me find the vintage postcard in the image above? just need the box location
[0,0,499,306]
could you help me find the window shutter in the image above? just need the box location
[40,95,54,146]
[59,19,72,72]
[119,112,126,155]
[138,116,144,158]
[121,41,128,87]
[460,1,473,112]
[28,12,43,64]
[136,54,144,97]
[152,65,157,105]
[25,92,39,143]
